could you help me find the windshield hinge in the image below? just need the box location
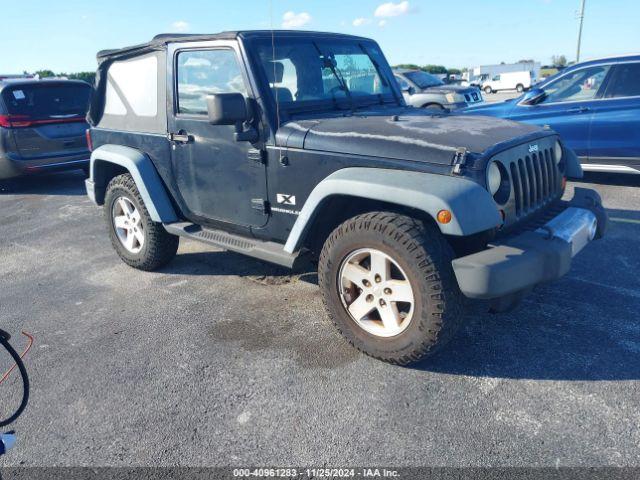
[452,147,468,175]
[248,148,267,166]
[251,199,270,215]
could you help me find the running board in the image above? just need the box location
[163,222,300,268]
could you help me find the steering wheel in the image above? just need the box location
[329,85,347,96]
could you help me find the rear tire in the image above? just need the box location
[318,212,464,365]
[104,173,179,271]
[516,84,525,93]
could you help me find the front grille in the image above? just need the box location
[464,92,481,103]
[499,145,563,219]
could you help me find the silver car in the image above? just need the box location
[394,69,484,110]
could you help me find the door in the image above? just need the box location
[168,44,268,228]
[508,64,612,158]
[587,61,640,166]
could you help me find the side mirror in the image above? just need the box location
[520,87,546,106]
[206,93,258,143]
[206,93,249,125]
[401,86,414,95]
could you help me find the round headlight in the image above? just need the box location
[487,162,502,195]
[554,141,563,164]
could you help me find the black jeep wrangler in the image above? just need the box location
[85,31,607,365]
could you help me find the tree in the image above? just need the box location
[518,59,535,63]
[447,68,462,75]
[422,65,447,74]
[551,55,568,67]
[393,64,421,71]
[34,69,55,78]
[67,71,96,84]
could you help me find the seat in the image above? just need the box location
[271,87,293,103]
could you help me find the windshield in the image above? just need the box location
[2,83,91,119]
[250,37,398,112]
[403,71,444,88]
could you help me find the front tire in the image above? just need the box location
[484,86,493,94]
[104,173,179,271]
[318,212,464,365]
[516,84,525,93]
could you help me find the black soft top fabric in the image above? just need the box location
[96,32,241,62]
[96,31,367,62]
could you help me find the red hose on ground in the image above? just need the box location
[0,332,33,386]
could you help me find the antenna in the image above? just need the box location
[269,0,283,163]
[270,3,282,131]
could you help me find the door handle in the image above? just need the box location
[168,132,193,144]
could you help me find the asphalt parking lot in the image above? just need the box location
[0,169,639,467]
[483,90,521,104]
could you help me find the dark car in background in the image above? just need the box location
[462,54,640,174]
[394,69,483,110]
[0,79,91,180]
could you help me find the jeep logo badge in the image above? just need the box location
[529,144,539,153]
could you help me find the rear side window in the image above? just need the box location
[97,51,167,134]
[604,62,640,98]
[176,49,247,115]
[2,83,90,119]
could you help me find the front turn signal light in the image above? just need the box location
[437,210,452,224]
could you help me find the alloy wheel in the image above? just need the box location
[112,196,145,254]
[338,248,415,338]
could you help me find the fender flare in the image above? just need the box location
[283,167,502,254]
[89,144,178,223]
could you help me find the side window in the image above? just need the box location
[604,62,640,98]
[542,65,610,104]
[176,49,247,115]
[492,75,500,81]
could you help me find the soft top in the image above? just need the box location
[96,30,372,62]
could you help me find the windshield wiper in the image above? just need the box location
[312,41,354,112]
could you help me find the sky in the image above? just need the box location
[1,0,639,74]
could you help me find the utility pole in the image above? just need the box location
[576,0,586,63]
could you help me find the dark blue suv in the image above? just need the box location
[462,54,640,174]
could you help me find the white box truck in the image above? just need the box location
[482,71,532,94]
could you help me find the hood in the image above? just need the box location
[460,98,519,117]
[278,110,547,165]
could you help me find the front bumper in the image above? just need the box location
[452,188,607,299]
